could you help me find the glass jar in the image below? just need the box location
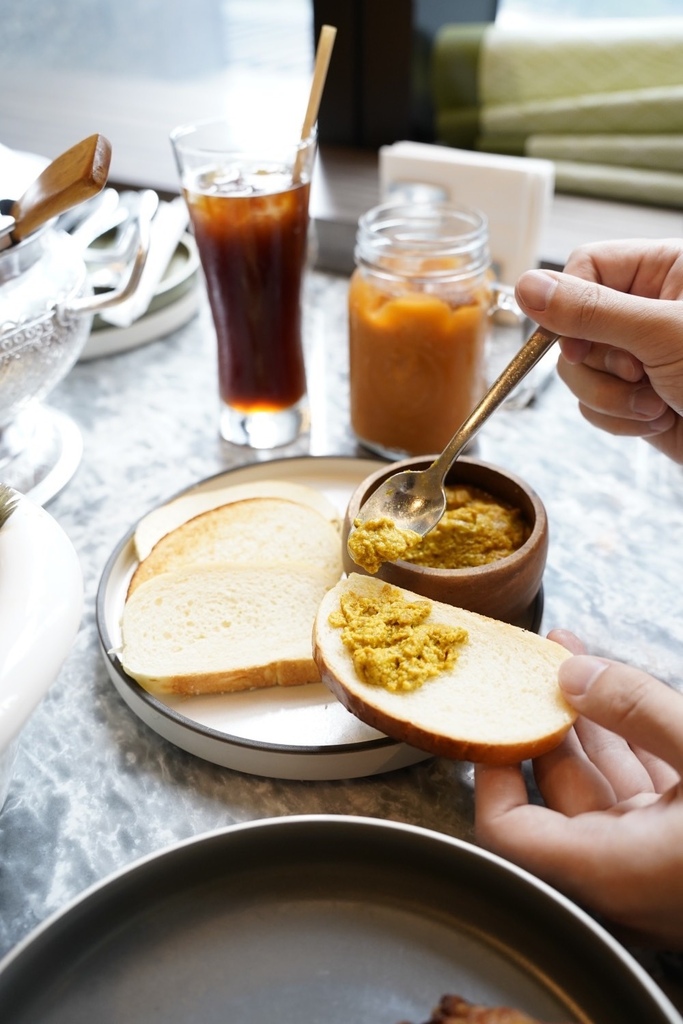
[348,200,508,459]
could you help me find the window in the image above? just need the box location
[497,0,683,22]
[0,0,314,191]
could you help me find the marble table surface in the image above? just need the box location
[1,268,683,1011]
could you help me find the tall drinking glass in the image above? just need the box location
[171,117,316,448]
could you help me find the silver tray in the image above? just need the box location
[0,816,678,1023]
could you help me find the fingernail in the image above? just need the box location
[559,655,609,696]
[643,409,676,435]
[631,386,667,418]
[604,348,643,382]
[516,270,558,312]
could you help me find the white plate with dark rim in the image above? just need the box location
[96,455,437,780]
[0,815,679,1023]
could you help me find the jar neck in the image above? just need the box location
[354,201,491,285]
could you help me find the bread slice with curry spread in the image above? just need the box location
[313,574,576,765]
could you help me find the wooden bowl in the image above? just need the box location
[342,456,548,629]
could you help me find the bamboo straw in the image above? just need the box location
[302,24,337,140]
[294,23,337,180]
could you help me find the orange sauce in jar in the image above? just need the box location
[349,269,489,457]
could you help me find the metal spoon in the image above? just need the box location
[347,325,559,547]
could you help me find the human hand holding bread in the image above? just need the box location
[475,629,683,948]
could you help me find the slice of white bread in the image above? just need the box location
[313,574,576,765]
[121,563,332,695]
[134,480,340,561]
[128,497,343,597]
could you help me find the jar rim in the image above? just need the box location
[355,200,491,282]
[358,199,488,239]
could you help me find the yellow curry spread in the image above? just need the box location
[349,485,529,574]
[347,516,421,575]
[329,585,468,692]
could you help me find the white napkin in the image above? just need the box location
[98,196,190,328]
[378,141,555,285]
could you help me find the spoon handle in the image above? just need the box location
[10,134,111,243]
[431,326,559,481]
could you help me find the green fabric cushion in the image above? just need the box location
[526,133,683,171]
[553,159,683,207]
[430,21,683,206]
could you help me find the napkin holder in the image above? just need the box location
[378,140,555,285]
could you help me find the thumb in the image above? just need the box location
[559,655,683,773]
[515,269,682,369]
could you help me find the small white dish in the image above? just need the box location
[0,491,83,810]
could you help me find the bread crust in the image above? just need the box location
[132,656,318,696]
[316,665,573,764]
[128,496,342,597]
[134,480,340,560]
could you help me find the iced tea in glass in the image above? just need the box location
[171,118,316,448]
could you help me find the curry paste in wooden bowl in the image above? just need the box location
[342,457,547,629]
